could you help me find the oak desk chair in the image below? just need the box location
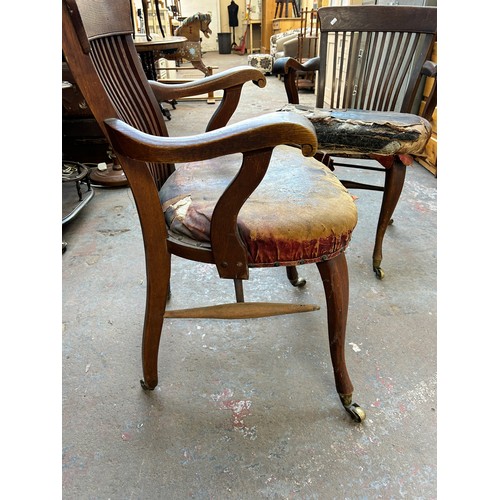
[274,5,437,279]
[62,0,365,422]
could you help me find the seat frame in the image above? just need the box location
[62,0,366,422]
[274,5,437,279]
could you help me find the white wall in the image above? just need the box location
[180,0,220,52]
[218,0,245,47]
[181,0,260,54]
[218,0,263,51]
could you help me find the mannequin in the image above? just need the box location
[228,1,239,47]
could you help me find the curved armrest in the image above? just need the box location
[104,112,318,163]
[149,66,266,101]
[273,56,320,76]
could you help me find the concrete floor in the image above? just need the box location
[62,51,437,498]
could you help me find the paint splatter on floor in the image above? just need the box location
[211,388,257,440]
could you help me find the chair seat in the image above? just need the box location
[279,104,432,157]
[159,145,358,267]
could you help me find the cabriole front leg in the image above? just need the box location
[373,157,406,280]
[317,253,365,422]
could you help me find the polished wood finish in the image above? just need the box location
[261,0,277,53]
[275,5,437,278]
[163,302,320,319]
[62,0,364,421]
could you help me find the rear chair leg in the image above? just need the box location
[317,253,365,422]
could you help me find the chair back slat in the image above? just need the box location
[90,37,166,138]
[316,6,436,114]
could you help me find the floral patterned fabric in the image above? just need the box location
[247,54,274,75]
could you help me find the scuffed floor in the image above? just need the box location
[62,51,437,499]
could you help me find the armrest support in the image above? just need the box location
[420,61,437,122]
[273,57,320,105]
[149,66,267,132]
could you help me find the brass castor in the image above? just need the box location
[373,266,385,280]
[286,266,307,287]
[344,403,366,423]
[372,257,385,280]
[340,394,366,423]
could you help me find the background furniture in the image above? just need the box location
[62,0,366,422]
[62,62,110,166]
[270,28,302,59]
[247,53,274,74]
[62,160,94,225]
[274,0,300,18]
[134,36,187,80]
[243,19,262,54]
[274,5,437,279]
[272,17,301,35]
[418,41,437,176]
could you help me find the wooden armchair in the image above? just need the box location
[274,5,437,279]
[62,0,365,422]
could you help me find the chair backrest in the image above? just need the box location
[315,5,436,114]
[62,0,174,190]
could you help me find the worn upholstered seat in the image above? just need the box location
[279,105,431,158]
[160,145,357,266]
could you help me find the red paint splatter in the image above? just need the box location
[222,399,252,429]
[121,432,131,441]
[212,389,252,431]
[375,366,394,392]
[413,202,428,213]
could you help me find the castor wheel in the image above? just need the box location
[344,403,366,423]
[289,276,307,287]
[339,394,366,423]
[286,266,307,287]
[373,266,385,280]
